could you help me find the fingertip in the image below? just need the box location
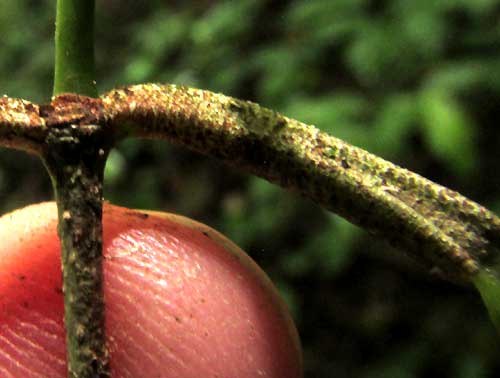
[0,203,303,378]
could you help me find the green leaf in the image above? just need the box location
[419,89,477,177]
[191,0,257,45]
[372,94,418,158]
[347,22,428,87]
[104,149,125,185]
[285,0,366,44]
[281,214,358,277]
[473,268,500,335]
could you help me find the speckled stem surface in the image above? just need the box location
[42,117,111,377]
[102,84,500,283]
[1,84,500,284]
[0,93,112,376]
[0,96,47,153]
[41,115,111,377]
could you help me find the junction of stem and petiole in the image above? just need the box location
[2,86,500,342]
[40,95,114,377]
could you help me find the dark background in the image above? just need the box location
[1,1,500,376]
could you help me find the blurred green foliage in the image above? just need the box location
[1,0,500,376]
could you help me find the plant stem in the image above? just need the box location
[42,121,111,378]
[2,84,500,331]
[102,84,500,283]
[54,0,98,97]
[52,0,106,375]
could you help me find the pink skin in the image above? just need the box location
[0,202,303,378]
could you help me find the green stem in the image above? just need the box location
[42,122,111,378]
[54,0,98,97]
[52,1,104,376]
[473,266,500,334]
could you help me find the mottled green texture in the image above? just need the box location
[102,84,500,283]
[53,0,98,97]
[229,101,287,135]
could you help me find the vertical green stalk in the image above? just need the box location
[54,0,98,97]
[51,0,108,376]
